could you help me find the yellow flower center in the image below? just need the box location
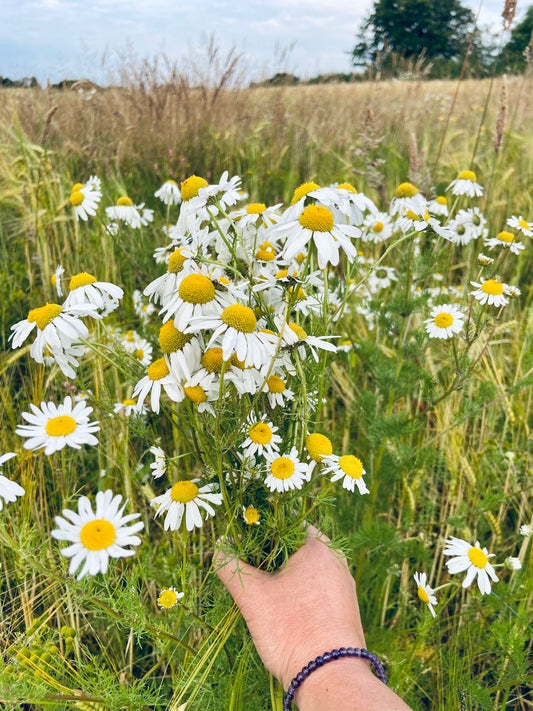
[276,269,289,279]
[289,285,307,301]
[72,183,84,192]
[338,455,363,479]
[170,480,199,503]
[256,242,276,261]
[395,182,418,198]
[184,385,207,403]
[457,170,476,181]
[337,182,357,193]
[231,354,246,369]
[122,398,136,406]
[496,231,514,243]
[69,191,85,207]
[178,274,215,304]
[180,176,208,201]
[291,181,320,205]
[372,221,384,233]
[299,205,334,233]
[296,252,306,264]
[270,457,295,479]
[246,203,266,214]
[69,272,96,290]
[134,349,145,361]
[168,249,190,273]
[518,218,529,229]
[289,323,307,340]
[434,312,453,328]
[117,196,133,206]
[417,586,429,604]
[201,347,226,373]
[147,358,170,381]
[166,179,178,186]
[27,303,63,330]
[468,547,488,569]
[158,588,179,608]
[481,279,503,295]
[267,375,286,393]
[80,519,116,551]
[45,415,77,437]
[436,196,447,205]
[159,322,193,353]
[244,506,260,524]
[221,304,257,333]
[249,422,273,445]
[306,433,333,462]
[406,209,420,221]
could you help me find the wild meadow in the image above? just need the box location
[0,59,532,710]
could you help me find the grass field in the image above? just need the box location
[0,71,532,710]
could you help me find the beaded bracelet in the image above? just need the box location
[283,647,388,710]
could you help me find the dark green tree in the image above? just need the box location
[495,5,533,72]
[352,0,490,78]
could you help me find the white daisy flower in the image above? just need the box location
[69,180,101,221]
[368,265,398,291]
[105,197,142,228]
[446,170,483,197]
[308,183,376,225]
[242,505,261,525]
[136,203,154,226]
[504,556,522,571]
[321,454,369,495]
[190,171,243,210]
[263,374,294,408]
[132,357,184,414]
[149,445,167,479]
[424,304,465,339]
[51,490,143,580]
[85,175,102,194]
[389,182,427,216]
[15,396,100,455]
[155,180,182,206]
[264,447,310,493]
[477,253,494,266]
[64,272,124,315]
[144,247,197,306]
[483,231,525,255]
[151,479,222,531]
[276,318,337,363]
[0,453,25,510]
[427,196,449,217]
[113,398,146,417]
[160,271,232,332]
[469,278,510,307]
[157,587,184,608]
[443,536,498,595]
[230,202,282,230]
[361,212,394,243]
[413,571,437,617]
[519,524,532,537]
[133,289,156,323]
[506,215,532,237]
[241,414,282,459]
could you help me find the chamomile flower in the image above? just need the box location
[158,587,184,609]
[443,536,498,595]
[160,271,232,332]
[132,357,184,414]
[149,445,167,479]
[469,279,510,307]
[424,304,465,339]
[230,202,282,230]
[192,171,242,210]
[69,180,101,221]
[276,320,337,363]
[155,180,182,206]
[504,556,522,571]
[64,272,124,315]
[133,289,156,323]
[389,182,426,216]
[507,215,532,237]
[151,479,223,531]
[413,571,437,617]
[16,396,100,455]
[519,524,532,537]
[0,453,25,510]
[427,196,449,217]
[263,375,294,408]
[105,197,142,228]
[321,454,369,494]
[368,265,398,291]
[264,447,310,493]
[446,170,483,197]
[144,247,196,306]
[242,505,261,525]
[241,415,282,458]
[51,490,143,580]
[477,253,494,266]
[113,398,146,417]
[361,212,394,243]
[483,231,524,255]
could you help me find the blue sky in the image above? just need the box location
[0,0,518,84]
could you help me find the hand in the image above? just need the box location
[214,524,369,690]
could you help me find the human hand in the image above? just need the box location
[214,524,369,690]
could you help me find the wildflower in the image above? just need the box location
[306,433,333,463]
[264,375,294,408]
[389,182,426,216]
[136,203,154,226]
[425,304,465,340]
[276,319,337,363]
[69,179,101,221]
[368,266,398,291]
[506,285,521,298]
[160,270,232,332]
[51,490,143,580]
[477,253,494,266]
[321,454,369,494]
[64,272,124,314]
[413,572,437,617]
[361,212,394,243]
[469,279,510,307]
[443,536,498,595]
[149,446,167,479]
[243,505,261,525]
[133,289,156,323]
[427,196,448,217]
[105,197,142,228]
[507,215,532,237]
[483,231,524,255]
[16,396,99,455]
[155,180,182,206]
[308,184,376,225]
[241,415,282,459]
[264,448,310,493]
[113,398,146,417]
[504,556,522,571]
[446,170,483,197]
[144,247,196,306]
[151,479,223,531]
[157,587,184,609]
[181,175,208,202]
[0,453,25,510]
[133,357,183,414]
[519,524,532,537]
[448,207,487,245]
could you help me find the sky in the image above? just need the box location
[0,0,520,85]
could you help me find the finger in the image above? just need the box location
[213,547,264,600]
[303,522,330,543]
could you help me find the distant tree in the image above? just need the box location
[352,0,490,78]
[496,5,533,72]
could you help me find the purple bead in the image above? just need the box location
[331,649,340,659]
[347,647,355,654]
[296,672,305,683]
[315,656,324,666]
[322,652,332,662]
[308,660,317,672]
[339,647,348,657]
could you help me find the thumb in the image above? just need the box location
[213,545,265,602]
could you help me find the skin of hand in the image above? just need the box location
[214,524,371,690]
